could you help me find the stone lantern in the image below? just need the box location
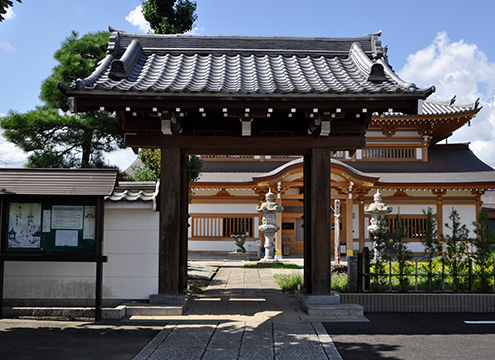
[364,190,392,260]
[257,189,284,261]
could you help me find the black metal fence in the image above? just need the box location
[356,248,495,293]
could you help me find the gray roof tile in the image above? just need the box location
[0,169,117,196]
[71,31,434,97]
[106,181,157,202]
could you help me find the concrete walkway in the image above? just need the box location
[132,262,351,360]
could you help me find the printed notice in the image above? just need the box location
[52,206,83,229]
[55,230,78,247]
[42,210,51,232]
[83,206,96,240]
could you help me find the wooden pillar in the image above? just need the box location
[304,149,331,295]
[346,198,354,257]
[179,154,189,292]
[0,259,4,318]
[275,191,283,257]
[434,190,445,237]
[159,147,183,294]
[358,196,365,251]
[95,196,104,321]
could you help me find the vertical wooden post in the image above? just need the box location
[0,259,4,318]
[179,153,189,293]
[304,149,331,295]
[275,193,283,257]
[159,147,181,294]
[358,197,365,251]
[95,196,105,321]
[95,261,103,321]
[346,198,354,257]
[303,154,312,293]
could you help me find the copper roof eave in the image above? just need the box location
[251,158,380,185]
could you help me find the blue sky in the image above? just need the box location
[2,0,495,169]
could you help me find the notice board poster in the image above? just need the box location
[3,198,98,253]
[52,205,84,230]
[83,206,96,240]
[7,203,42,249]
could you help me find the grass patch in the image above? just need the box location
[274,273,304,292]
[244,262,301,269]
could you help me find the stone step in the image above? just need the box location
[125,305,184,316]
[305,303,365,317]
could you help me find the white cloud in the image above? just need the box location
[186,26,205,35]
[0,130,27,168]
[125,5,151,33]
[104,148,137,172]
[0,41,15,52]
[399,32,495,168]
[4,8,16,21]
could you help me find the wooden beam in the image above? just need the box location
[71,93,426,115]
[125,134,366,154]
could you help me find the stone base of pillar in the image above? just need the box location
[227,252,258,261]
[149,293,189,306]
[257,258,282,264]
[295,288,367,319]
[296,288,341,306]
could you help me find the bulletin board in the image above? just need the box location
[2,196,98,253]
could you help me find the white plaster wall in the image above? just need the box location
[190,203,259,214]
[442,204,477,236]
[353,204,360,239]
[103,207,159,299]
[389,204,428,215]
[361,241,426,253]
[482,190,495,204]
[189,240,260,253]
[4,262,97,299]
[4,203,160,302]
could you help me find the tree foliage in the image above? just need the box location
[0,31,125,168]
[471,211,495,291]
[441,209,470,291]
[135,1,202,182]
[2,107,124,168]
[142,0,197,34]
[0,0,21,22]
[133,149,203,182]
[420,207,441,291]
[390,215,413,292]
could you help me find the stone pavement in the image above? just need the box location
[132,262,361,359]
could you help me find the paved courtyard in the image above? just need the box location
[2,261,495,359]
[132,262,347,359]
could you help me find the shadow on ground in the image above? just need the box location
[0,319,161,360]
[324,313,495,360]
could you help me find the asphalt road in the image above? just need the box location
[0,318,162,360]
[323,313,495,360]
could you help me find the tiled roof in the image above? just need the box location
[105,181,157,202]
[0,169,117,196]
[70,30,434,97]
[379,96,480,117]
[421,97,480,115]
[352,144,494,174]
